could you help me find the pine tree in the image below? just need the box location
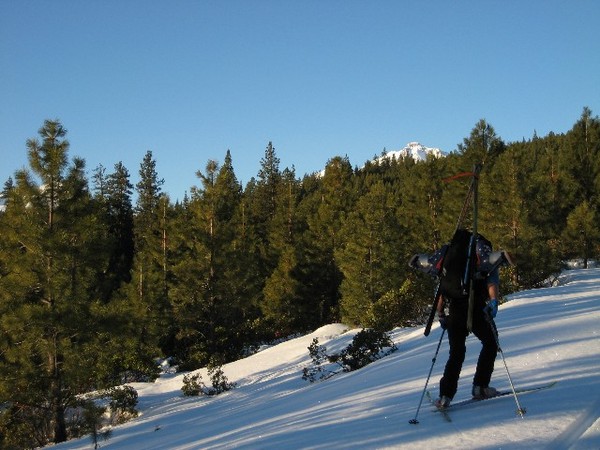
[457,119,505,167]
[261,167,308,333]
[299,156,355,325]
[257,142,282,221]
[128,151,170,356]
[563,107,600,205]
[0,120,110,445]
[336,181,406,327]
[86,159,161,385]
[262,245,303,334]
[93,162,135,300]
[562,201,599,268]
[168,161,215,367]
[170,154,247,367]
[209,151,257,354]
[525,133,572,239]
[240,142,284,335]
[312,156,355,250]
[483,143,535,288]
[395,154,446,251]
[250,142,282,259]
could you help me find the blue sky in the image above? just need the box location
[1,1,599,201]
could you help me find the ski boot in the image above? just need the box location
[472,385,498,400]
[434,395,452,409]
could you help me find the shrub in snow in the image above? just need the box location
[338,328,397,372]
[182,373,205,396]
[181,364,236,397]
[302,329,397,382]
[62,399,113,447]
[368,279,432,329]
[44,386,137,446]
[302,338,338,382]
[105,385,139,424]
[207,363,236,395]
[81,400,112,449]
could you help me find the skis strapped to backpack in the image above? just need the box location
[467,164,481,331]
[423,164,482,336]
[423,282,443,337]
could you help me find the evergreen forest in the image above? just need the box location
[1,108,599,446]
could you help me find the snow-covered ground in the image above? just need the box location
[51,268,600,449]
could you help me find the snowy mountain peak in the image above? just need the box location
[380,142,446,163]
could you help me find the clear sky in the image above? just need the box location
[1,1,599,201]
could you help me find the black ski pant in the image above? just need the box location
[439,300,498,399]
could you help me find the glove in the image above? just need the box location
[485,298,499,318]
[438,313,448,330]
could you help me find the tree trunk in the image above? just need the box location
[48,337,67,443]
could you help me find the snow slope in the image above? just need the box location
[51,268,600,449]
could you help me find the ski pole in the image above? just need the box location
[409,328,446,424]
[486,313,526,417]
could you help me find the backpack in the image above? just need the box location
[439,229,492,300]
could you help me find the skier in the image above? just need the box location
[410,229,503,408]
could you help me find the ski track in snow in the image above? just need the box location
[552,395,600,449]
[47,269,600,449]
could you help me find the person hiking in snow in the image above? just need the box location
[435,233,499,408]
[410,228,506,408]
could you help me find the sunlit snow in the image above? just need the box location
[51,268,600,449]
